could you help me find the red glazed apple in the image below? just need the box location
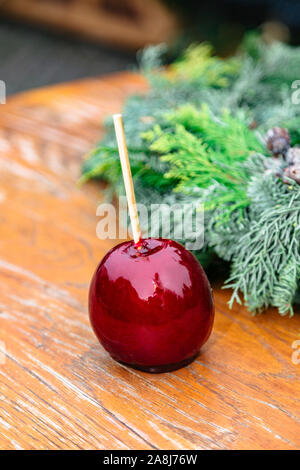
[89,238,214,373]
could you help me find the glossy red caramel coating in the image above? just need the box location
[89,238,214,373]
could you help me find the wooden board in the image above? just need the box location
[0,72,300,450]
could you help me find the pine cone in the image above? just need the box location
[285,147,300,165]
[283,164,300,184]
[266,127,291,156]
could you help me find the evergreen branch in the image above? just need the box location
[82,33,300,316]
[226,177,300,315]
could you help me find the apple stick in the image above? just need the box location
[113,113,141,244]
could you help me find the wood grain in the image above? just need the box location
[0,73,300,450]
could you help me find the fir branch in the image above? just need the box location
[170,43,241,87]
[226,177,300,315]
[143,105,264,215]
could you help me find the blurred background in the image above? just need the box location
[1,0,300,96]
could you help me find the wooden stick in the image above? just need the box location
[113,114,141,244]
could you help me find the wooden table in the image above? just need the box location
[0,73,300,450]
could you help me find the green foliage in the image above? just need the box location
[143,105,264,218]
[170,43,241,87]
[226,177,300,316]
[82,33,300,316]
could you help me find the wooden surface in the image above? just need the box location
[0,73,300,450]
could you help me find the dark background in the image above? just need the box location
[0,19,136,96]
[1,0,300,96]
